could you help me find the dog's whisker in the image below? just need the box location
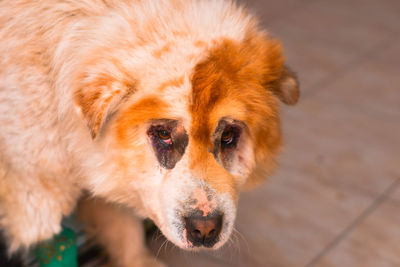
[227,232,240,259]
[163,239,172,256]
[156,239,168,259]
[233,227,250,255]
[153,231,163,243]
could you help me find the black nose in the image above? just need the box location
[184,213,223,248]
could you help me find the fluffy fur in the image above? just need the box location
[0,0,299,265]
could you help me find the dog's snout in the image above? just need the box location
[184,213,223,247]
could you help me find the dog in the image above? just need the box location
[0,0,299,266]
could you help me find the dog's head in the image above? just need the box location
[68,1,299,250]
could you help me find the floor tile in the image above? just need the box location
[389,183,400,203]
[274,35,362,96]
[317,0,400,35]
[263,0,398,96]
[278,34,400,195]
[313,196,400,267]
[242,0,311,25]
[270,0,399,50]
[280,90,400,198]
[308,38,400,120]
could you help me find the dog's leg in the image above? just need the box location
[77,196,165,267]
[0,168,79,253]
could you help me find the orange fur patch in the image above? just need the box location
[189,35,285,192]
[115,97,169,146]
[157,75,185,92]
[152,42,172,58]
[194,40,207,48]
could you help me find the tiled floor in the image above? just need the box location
[148,0,400,266]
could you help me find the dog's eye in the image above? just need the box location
[157,129,172,145]
[221,130,234,144]
[221,127,240,149]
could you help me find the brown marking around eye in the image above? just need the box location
[211,119,244,170]
[148,120,188,169]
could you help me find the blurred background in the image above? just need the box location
[0,0,398,267]
[148,0,400,266]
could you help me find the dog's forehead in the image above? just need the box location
[139,38,270,129]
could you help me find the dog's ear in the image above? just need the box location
[74,75,136,139]
[258,39,299,105]
[270,65,299,105]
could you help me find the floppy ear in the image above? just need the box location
[257,38,300,105]
[74,75,136,139]
[270,65,299,105]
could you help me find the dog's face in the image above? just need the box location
[70,4,299,250]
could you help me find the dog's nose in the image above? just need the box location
[184,213,223,247]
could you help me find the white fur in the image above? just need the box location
[0,0,261,253]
